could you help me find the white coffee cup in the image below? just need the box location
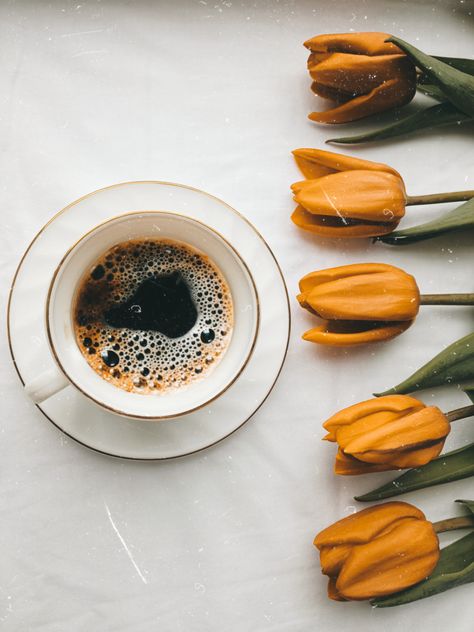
[24,211,259,419]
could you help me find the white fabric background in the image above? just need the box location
[1,1,473,630]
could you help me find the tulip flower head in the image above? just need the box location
[314,501,440,601]
[305,32,417,123]
[323,395,451,474]
[291,148,406,238]
[297,263,420,346]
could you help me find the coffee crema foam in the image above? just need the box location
[73,239,233,395]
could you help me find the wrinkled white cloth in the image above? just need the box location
[1,1,473,630]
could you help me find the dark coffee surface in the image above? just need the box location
[73,239,233,394]
[104,272,198,338]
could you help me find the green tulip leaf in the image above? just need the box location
[378,197,474,245]
[463,388,474,404]
[418,59,474,97]
[416,83,446,101]
[327,102,470,145]
[456,499,474,515]
[376,332,474,396]
[388,37,474,117]
[372,530,474,607]
[354,443,474,502]
[434,56,474,77]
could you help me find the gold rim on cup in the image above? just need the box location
[44,209,261,420]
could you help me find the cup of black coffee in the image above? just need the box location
[24,212,259,419]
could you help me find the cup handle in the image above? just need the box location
[24,367,69,404]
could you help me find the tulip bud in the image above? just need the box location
[297,263,420,346]
[323,395,451,474]
[291,148,406,238]
[304,32,417,123]
[314,501,440,601]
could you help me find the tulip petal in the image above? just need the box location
[292,147,401,179]
[372,528,474,607]
[306,282,417,322]
[309,52,413,96]
[336,519,439,600]
[302,320,413,346]
[307,51,333,66]
[314,501,425,550]
[336,413,404,445]
[327,577,346,601]
[309,77,414,124]
[291,205,400,238]
[299,262,401,292]
[304,32,401,56]
[335,449,399,475]
[342,406,450,457]
[310,80,352,102]
[319,543,353,575]
[292,170,406,222]
[353,441,446,469]
[290,180,307,193]
[296,291,319,315]
[301,264,419,322]
[323,394,424,440]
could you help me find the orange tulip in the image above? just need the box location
[323,395,451,474]
[291,148,406,238]
[297,263,420,346]
[304,32,416,123]
[314,501,440,601]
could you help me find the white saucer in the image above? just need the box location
[8,182,290,459]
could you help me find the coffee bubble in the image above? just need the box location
[73,239,233,395]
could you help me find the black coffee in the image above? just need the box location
[104,272,198,338]
[73,239,233,394]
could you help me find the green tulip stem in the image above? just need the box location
[446,404,474,423]
[432,515,474,533]
[406,190,474,206]
[419,293,474,306]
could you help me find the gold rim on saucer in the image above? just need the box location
[7,181,291,460]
